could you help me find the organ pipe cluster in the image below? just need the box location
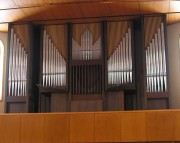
[72,65,102,95]
[72,29,102,60]
[8,29,27,96]
[108,28,132,85]
[146,23,167,92]
[42,30,66,87]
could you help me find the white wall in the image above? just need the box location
[167,23,180,109]
[0,32,7,113]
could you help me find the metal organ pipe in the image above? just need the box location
[42,30,66,87]
[8,29,28,96]
[146,23,167,92]
[108,28,132,86]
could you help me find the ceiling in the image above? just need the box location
[0,0,180,32]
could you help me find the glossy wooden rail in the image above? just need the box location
[0,110,180,143]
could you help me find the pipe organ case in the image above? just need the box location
[5,23,41,113]
[5,15,170,113]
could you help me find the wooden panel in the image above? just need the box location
[77,0,104,2]
[13,24,29,50]
[51,93,67,112]
[144,16,162,48]
[45,114,69,143]
[71,100,102,112]
[44,0,76,4]
[44,24,67,59]
[174,111,180,141]
[21,6,55,21]
[146,111,174,141]
[0,9,26,22]
[50,4,83,19]
[20,114,45,143]
[7,102,26,113]
[167,13,180,25]
[107,21,130,57]
[79,3,111,17]
[147,98,168,110]
[13,0,46,6]
[109,2,140,16]
[170,1,180,12]
[0,24,8,32]
[73,23,101,45]
[70,113,94,142]
[121,112,146,142]
[0,115,20,143]
[105,91,124,111]
[0,0,17,9]
[94,112,121,142]
[140,1,169,14]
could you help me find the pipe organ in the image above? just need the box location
[5,15,169,113]
[42,30,66,87]
[107,21,134,92]
[8,28,28,97]
[146,23,167,92]
[39,25,67,93]
[71,23,103,98]
[144,16,169,109]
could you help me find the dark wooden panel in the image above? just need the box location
[79,2,111,17]
[44,0,76,4]
[147,98,168,110]
[51,93,67,112]
[71,100,102,112]
[105,91,124,111]
[7,102,26,113]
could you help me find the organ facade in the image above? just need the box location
[5,15,169,113]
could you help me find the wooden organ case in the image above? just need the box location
[5,15,170,113]
[5,23,41,113]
